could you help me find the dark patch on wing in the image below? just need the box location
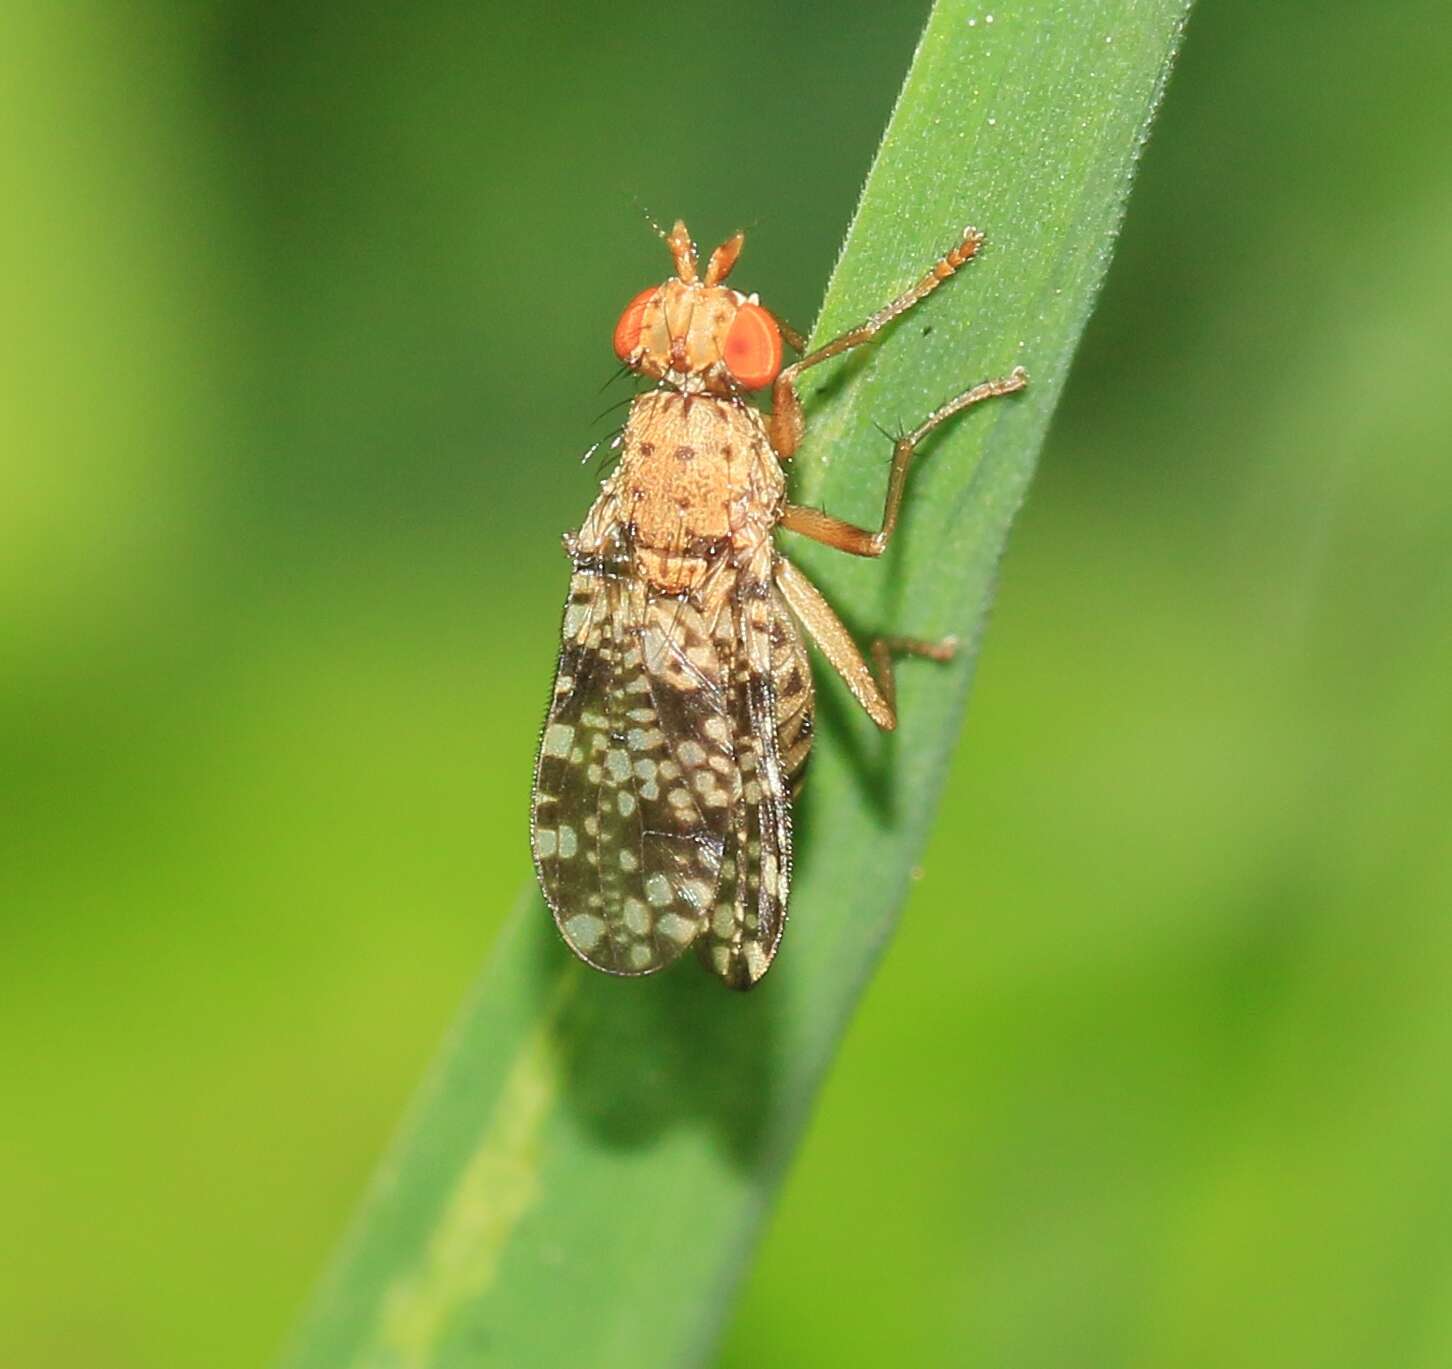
[532,571,733,976]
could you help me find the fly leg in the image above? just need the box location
[777,318,808,354]
[867,634,958,720]
[778,369,1027,556]
[775,557,956,732]
[769,226,999,459]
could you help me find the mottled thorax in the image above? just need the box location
[591,390,784,595]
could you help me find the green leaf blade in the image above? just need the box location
[282,2,1193,1365]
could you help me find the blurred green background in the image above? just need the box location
[4,1,1450,1365]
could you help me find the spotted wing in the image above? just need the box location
[771,589,815,794]
[532,569,736,976]
[695,587,798,989]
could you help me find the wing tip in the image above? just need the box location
[550,902,708,978]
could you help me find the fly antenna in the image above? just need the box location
[666,219,698,283]
[705,230,745,285]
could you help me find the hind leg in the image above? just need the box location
[775,558,956,732]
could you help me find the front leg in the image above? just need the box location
[774,557,958,732]
[768,226,988,459]
[777,318,808,354]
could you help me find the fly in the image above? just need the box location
[531,219,1026,988]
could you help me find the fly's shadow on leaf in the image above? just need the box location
[806,669,898,824]
[527,895,783,1170]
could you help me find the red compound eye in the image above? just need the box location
[613,287,656,361]
[722,302,782,390]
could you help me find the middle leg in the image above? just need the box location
[780,367,1027,559]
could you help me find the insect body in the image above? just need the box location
[532,219,1026,988]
